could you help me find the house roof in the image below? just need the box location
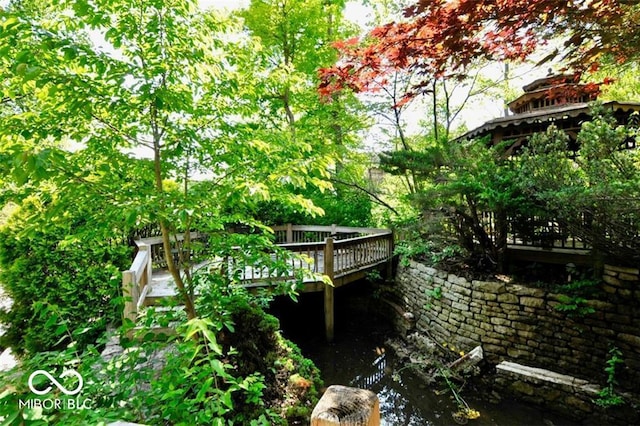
[457,101,640,142]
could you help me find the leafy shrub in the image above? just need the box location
[0,279,322,425]
[0,201,131,354]
[594,347,625,408]
[554,279,599,317]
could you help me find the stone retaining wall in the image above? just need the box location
[394,260,640,395]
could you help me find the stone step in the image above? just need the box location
[496,361,600,394]
[495,360,602,417]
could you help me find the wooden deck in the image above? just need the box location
[122,225,394,341]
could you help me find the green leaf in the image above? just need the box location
[195,377,213,402]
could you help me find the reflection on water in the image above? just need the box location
[270,287,576,426]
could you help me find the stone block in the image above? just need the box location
[490,317,511,326]
[619,333,640,349]
[497,293,519,303]
[479,321,493,331]
[425,266,437,276]
[513,322,539,334]
[587,299,615,312]
[481,292,498,301]
[473,280,506,293]
[450,283,472,296]
[564,395,592,414]
[618,289,633,298]
[602,275,622,287]
[510,380,535,396]
[483,343,507,355]
[494,325,511,335]
[500,303,519,312]
[433,277,445,285]
[452,301,469,312]
[604,264,640,275]
[520,296,544,308]
[590,326,615,337]
[510,285,546,298]
[618,272,639,282]
[481,336,502,345]
[604,313,631,324]
[516,330,536,340]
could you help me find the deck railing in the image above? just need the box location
[482,212,591,250]
[231,225,393,284]
[271,224,381,244]
[122,225,394,322]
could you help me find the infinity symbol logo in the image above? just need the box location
[28,369,84,396]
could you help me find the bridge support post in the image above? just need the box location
[324,237,335,342]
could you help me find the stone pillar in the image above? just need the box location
[311,385,380,426]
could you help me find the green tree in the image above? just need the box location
[238,0,376,226]
[517,110,640,265]
[0,0,337,322]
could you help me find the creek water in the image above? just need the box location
[270,283,577,426]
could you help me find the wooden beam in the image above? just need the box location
[122,270,138,323]
[324,237,335,342]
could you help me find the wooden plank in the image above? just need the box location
[324,237,335,342]
[130,248,150,285]
[122,270,138,323]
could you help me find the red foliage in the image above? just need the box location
[320,0,633,100]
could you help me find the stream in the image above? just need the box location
[270,283,577,426]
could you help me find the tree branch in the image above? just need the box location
[330,177,399,216]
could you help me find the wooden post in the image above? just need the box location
[324,237,335,342]
[286,223,294,243]
[311,385,380,426]
[122,270,138,323]
[137,243,152,290]
[386,233,394,281]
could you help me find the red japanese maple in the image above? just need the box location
[320,0,635,99]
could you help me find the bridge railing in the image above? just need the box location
[122,241,153,323]
[122,232,204,322]
[333,232,394,278]
[122,225,394,320]
[271,224,388,244]
[235,225,393,284]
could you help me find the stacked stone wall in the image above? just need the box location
[394,260,640,393]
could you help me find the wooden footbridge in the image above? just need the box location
[122,225,394,341]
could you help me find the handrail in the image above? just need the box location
[271,224,390,235]
[229,229,393,284]
[271,223,390,244]
[122,225,394,320]
[122,242,152,323]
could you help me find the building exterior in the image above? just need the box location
[459,74,640,155]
